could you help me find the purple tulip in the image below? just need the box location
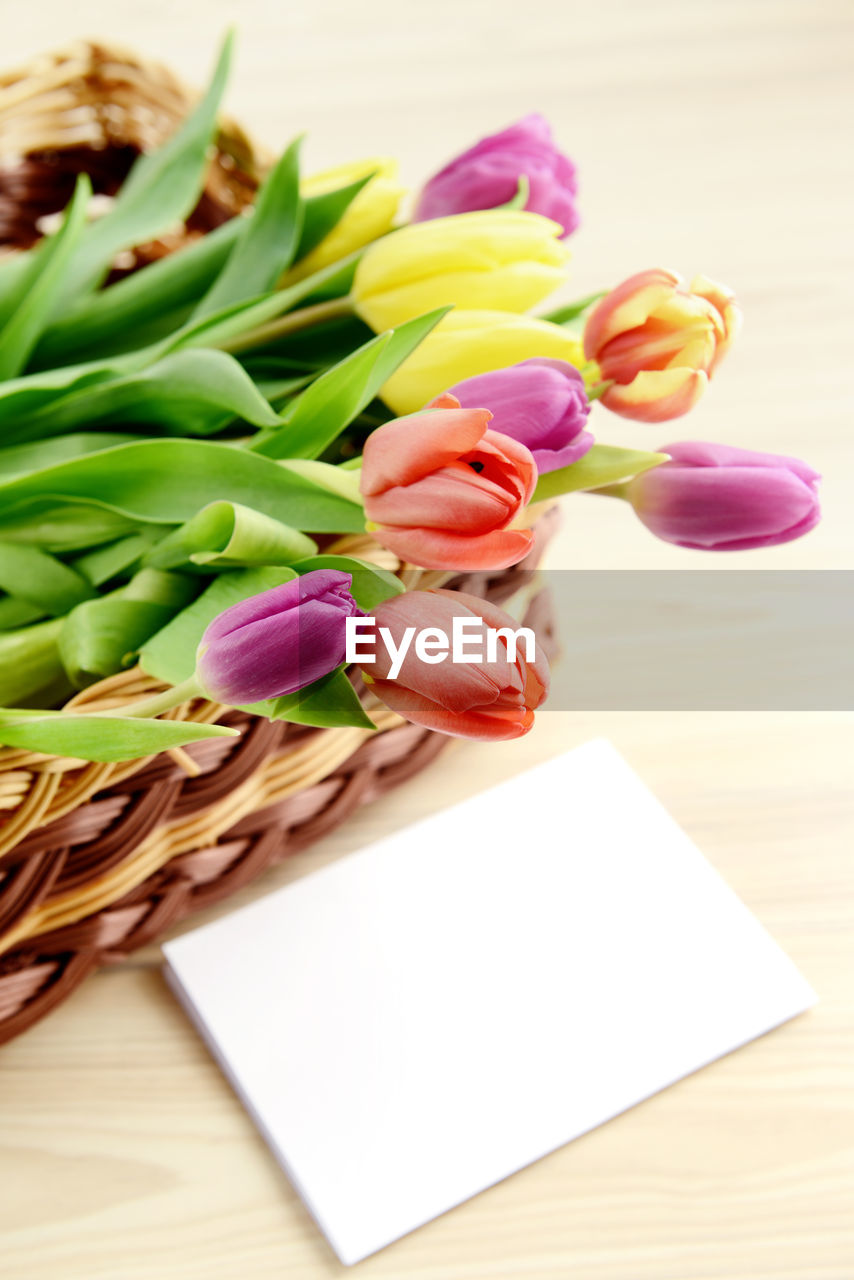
[196,570,361,704]
[445,358,593,474]
[413,114,579,238]
[626,442,822,550]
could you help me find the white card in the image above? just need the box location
[163,739,816,1266]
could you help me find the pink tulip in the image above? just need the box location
[357,588,550,740]
[626,442,821,550]
[360,394,537,571]
[445,358,592,474]
[413,114,579,237]
[196,570,361,704]
[583,268,741,422]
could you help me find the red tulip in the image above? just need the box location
[355,588,550,740]
[359,395,536,570]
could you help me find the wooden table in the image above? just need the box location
[1,2,852,1277]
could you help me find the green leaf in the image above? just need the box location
[0,439,366,534]
[0,175,91,380]
[143,500,317,570]
[193,136,304,320]
[32,217,242,369]
[0,596,45,630]
[241,312,371,371]
[3,348,283,444]
[296,172,374,260]
[0,616,66,707]
[0,252,32,331]
[255,374,313,406]
[496,174,530,212]
[167,253,360,356]
[539,291,607,333]
[285,254,361,306]
[51,32,234,307]
[289,554,403,610]
[0,503,141,554]
[252,308,450,459]
[251,331,390,458]
[532,444,670,502]
[275,458,364,506]
[0,541,93,616]
[0,359,127,429]
[58,568,197,686]
[139,564,298,685]
[60,601,170,684]
[0,433,136,478]
[73,531,160,586]
[267,665,376,730]
[0,707,238,763]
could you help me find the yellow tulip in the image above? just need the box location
[352,210,570,333]
[379,309,588,415]
[284,157,405,283]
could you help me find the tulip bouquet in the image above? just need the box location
[0,34,822,766]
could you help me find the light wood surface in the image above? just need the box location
[1,3,852,1278]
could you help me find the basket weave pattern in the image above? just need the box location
[0,44,559,1045]
[0,41,262,264]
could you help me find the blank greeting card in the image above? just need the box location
[163,738,816,1266]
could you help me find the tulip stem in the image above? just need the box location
[216,296,355,355]
[586,379,615,402]
[108,676,205,719]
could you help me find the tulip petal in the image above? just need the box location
[533,430,594,473]
[630,467,820,550]
[373,524,534,570]
[690,274,743,371]
[596,317,715,382]
[657,440,821,486]
[429,588,551,705]
[200,570,352,644]
[365,465,518,531]
[360,407,490,496]
[602,368,708,422]
[365,590,529,711]
[357,263,570,332]
[357,586,548,739]
[412,115,578,238]
[198,598,348,704]
[380,310,586,416]
[283,158,404,284]
[426,392,462,410]
[479,430,538,504]
[447,358,590,473]
[368,680,534,740]
[352,209,570,331]
[440,589,548,670]
[583,268,682,358]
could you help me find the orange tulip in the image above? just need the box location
[357,588,550,740]
[359,394,536,570]
[583,268,741,422]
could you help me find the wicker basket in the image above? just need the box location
[0,44,558,1045]
[0,39,263,266]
